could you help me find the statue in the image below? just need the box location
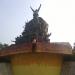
[30,4,41,19]
[15,4,51,44]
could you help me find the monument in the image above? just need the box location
[15,4,51,44]
[0,4,72,75]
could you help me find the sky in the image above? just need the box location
[0,0,75,46]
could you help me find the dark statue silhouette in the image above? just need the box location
[30,4,41,19]
[15,4,51,44]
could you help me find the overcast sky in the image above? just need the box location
[0,0,75,46]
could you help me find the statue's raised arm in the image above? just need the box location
[30,6,35,12]
[37,4,41,12]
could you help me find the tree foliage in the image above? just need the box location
[0,43,8,50]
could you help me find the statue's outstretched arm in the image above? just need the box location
[37,4,41,12]
[30,6,34,12]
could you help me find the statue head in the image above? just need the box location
[30,4,41,19]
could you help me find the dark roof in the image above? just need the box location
[0,42,72,56]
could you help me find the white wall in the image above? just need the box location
[0,63,12,75]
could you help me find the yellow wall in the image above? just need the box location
[11,53,63,75]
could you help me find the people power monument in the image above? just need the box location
[15,4,51,44]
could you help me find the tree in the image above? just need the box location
[0,43,8,50]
